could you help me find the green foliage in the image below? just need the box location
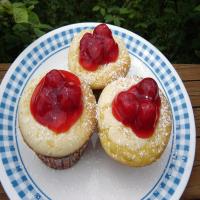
[0,0,52,61]
[0,0,199,63]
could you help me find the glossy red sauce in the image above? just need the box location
[30,70,83,133]
[112,78,161,138]
[79,23,119,71]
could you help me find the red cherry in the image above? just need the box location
[80,34,104,70]
[136,100,157,130]
[128,85,140,97]
[35,91,52,116]
[87,39,104,63]
[44,70,65,88]
[80,33,93,47]
[59,70,81,86]
[93,23,112,38]
[57,84,82,112]
[103,37,119,63]
[113,92,139,124]
[136,78,159,101]
[47,110,68,133]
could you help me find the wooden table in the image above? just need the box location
[0,64,199,199]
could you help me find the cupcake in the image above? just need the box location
[18,69,96,169]
[97,76,172,167]
[68,23,131,89]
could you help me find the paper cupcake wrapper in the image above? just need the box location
[36,141,88,169]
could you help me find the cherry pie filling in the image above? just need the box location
[79,23,119,71]
[112,78,161,138]
[30,70,83,133]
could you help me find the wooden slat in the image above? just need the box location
[182,138,200,200]
[193,138,200,167]
[0,193,8,200]
[174,64,200,81]
[181,165,200,199]
[0,71,7,82]
[194,107,200,137]
[182,139,200,199]
[0,63,10,71]
[0,183,5,193]
[0,183,8,200]
[0,64,8,71]
[183,81,200,107]
[0,63,9,84]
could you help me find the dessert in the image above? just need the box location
[19,69,96,169]
[68,23,131,89]
[97,77,172,167]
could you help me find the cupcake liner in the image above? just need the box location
[36,141,88,169]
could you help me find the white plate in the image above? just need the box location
[0,23,196,200]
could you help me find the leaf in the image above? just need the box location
[28,11,40,25]
[129,12,136,19]
[135,23,148,29]
[113,16,124,26]
[12,2,25,8]
[13,7,28,23]
[34,27,45,37]
[25,0,38,6]
[107,6,119,14]
[0,4,3,13]
[1,0,12,14]
[35,23,52,30]
[93,5,100,11]
[100,8,105,16]
[1,0,11,7]
[12,23,28,32]
[104,14,113,22]
[194,4,200,12]
[119,8,130,14]
[164,8,176,15]
[28,5,34,10]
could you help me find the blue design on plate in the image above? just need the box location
[0,24,190,199]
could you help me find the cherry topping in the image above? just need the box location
[136,100,157,130]
[57,83,82,111]
[79,23,119,71]
[136,78,159,101]
[45,69,65,88]
[103,37,119,63]
[79,33,104,71]
[93,23,112,38]
[112,78,161,138]
[30,70,83,133]
[113,92,139,124]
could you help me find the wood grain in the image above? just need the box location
[194,108,200,138]
[0,63,199,200]
[184,81,200,107]
[173,64,200,81]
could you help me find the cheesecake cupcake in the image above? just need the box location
[19,69,96,169]
[68,23,131,89]
[97,76,172,167]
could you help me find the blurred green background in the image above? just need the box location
[0,0,199,63]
